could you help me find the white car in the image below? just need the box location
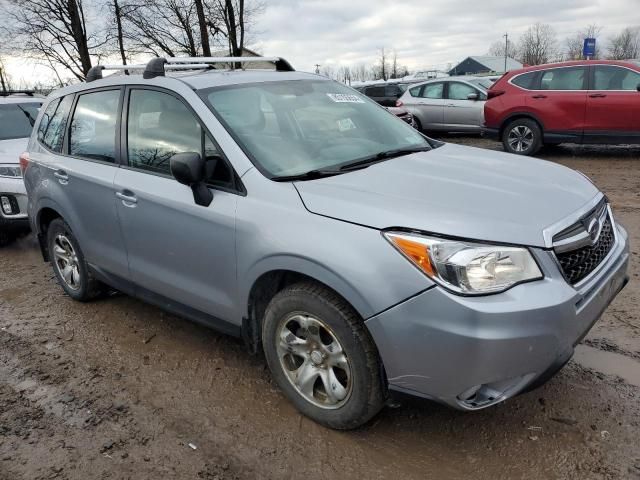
[0,92,42,245]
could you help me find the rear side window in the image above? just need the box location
[365,86,385,97]
[37,98,61,143]
[511,72,536,89]
[384,85,401,97]
[539,67,586,90]
[69,90,120,163]
[593,65,640,90]
[0,103,41,141]
[40,95,74,152]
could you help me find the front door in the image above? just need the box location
[443,81,485,130]
[585,64,640,136]
[114,87,239,323]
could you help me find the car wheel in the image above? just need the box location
[47,218,103,301]
[413,116,423,132]
[262,281,386,429]
[502,118,542,155]
[0,229,12,247]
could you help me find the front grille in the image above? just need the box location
[555,214,615,284]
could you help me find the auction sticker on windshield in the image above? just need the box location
[326,93,365,103]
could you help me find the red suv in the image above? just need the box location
[484,60,640,155]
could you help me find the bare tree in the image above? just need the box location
[607,27,640,60]
[518,23,557,65]
[488,38,518,59]
[565,24,602,60]
[390,50,398,79]
[0,57,12,92]
[320,65,336,80]
[122,0,202,57]
[376,47,388,80]
[2,0,104,80]
[110,0,128,64]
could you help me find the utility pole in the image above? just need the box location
[314,64,321,74]
[503,33,508,73]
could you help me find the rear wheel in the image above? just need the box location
[262,281,386,429]
[47,219,103,301]
[502,118,542,155]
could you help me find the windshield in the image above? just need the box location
[0,103,41,141]
[467,78,494,90]
[201,80,430,178]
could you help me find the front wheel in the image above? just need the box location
[502,118,542,155]
[262,282,386,429]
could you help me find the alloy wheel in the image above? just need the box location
[276,313,352,409]
[507,125,534,152]
[52,234,81,291]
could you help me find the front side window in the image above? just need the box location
[202,79,431,179]
[539,67,586,90]
[420,83,444,99]
[127,89,234,188]
[69,90,120,162]
[0,102,41,141]
[448,82,477,100]
[41,95,74,152]
[593,65,640,90]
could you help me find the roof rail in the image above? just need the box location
[86,64,146,82]
[143,56,295,79]
[0,90,36,97]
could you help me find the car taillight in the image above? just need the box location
[395,99,403,107]
[19,152,30,174]
[487,90,505,99]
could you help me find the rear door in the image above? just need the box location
[114,87,239,324]
[442,81,485,130]
[406,82,445,129]
[33,89,129,278]
[526,66,588,135]
[584,64,640,137]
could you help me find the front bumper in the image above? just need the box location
[366,224,629,410]
[0,177,29,230]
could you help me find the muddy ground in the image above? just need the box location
[1,137,639,480]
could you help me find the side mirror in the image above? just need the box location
[467,93,479,101]
[637,83,640,92]
[170,152,213,207]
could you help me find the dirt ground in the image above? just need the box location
[1,137,639,480]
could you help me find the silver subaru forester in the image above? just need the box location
[23,57,629,429]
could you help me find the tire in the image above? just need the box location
[47,218,103,301]
[262,281,386,430]
[413,116,423,132]
[502,118,543,155]
[0,230,12,247]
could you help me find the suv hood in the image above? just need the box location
[294,143,599,247]
[0,138,28,164]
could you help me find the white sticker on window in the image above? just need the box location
[337,118,356,132]
[326,93,365,103]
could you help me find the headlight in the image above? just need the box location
[384,231,543,295]
[0,164,22,178]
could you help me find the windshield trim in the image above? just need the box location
[197,79,435,181]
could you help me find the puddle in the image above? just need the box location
[574,344,640,388]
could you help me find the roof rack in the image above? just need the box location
[0,90,37,97]
[86,56,295,82]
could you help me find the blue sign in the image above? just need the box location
[583,38,596,58]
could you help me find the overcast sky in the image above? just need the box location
[253,0,636,72]
[4,0,637,85]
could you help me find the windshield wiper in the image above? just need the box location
[272,168,348,182]
[338,146,431,171]
[16,104,36,127]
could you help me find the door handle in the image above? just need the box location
[446,103,456,107]
[531,94,547,99]
[116,191,138,206]
[54,170,69,184]
[589,93,607,98]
